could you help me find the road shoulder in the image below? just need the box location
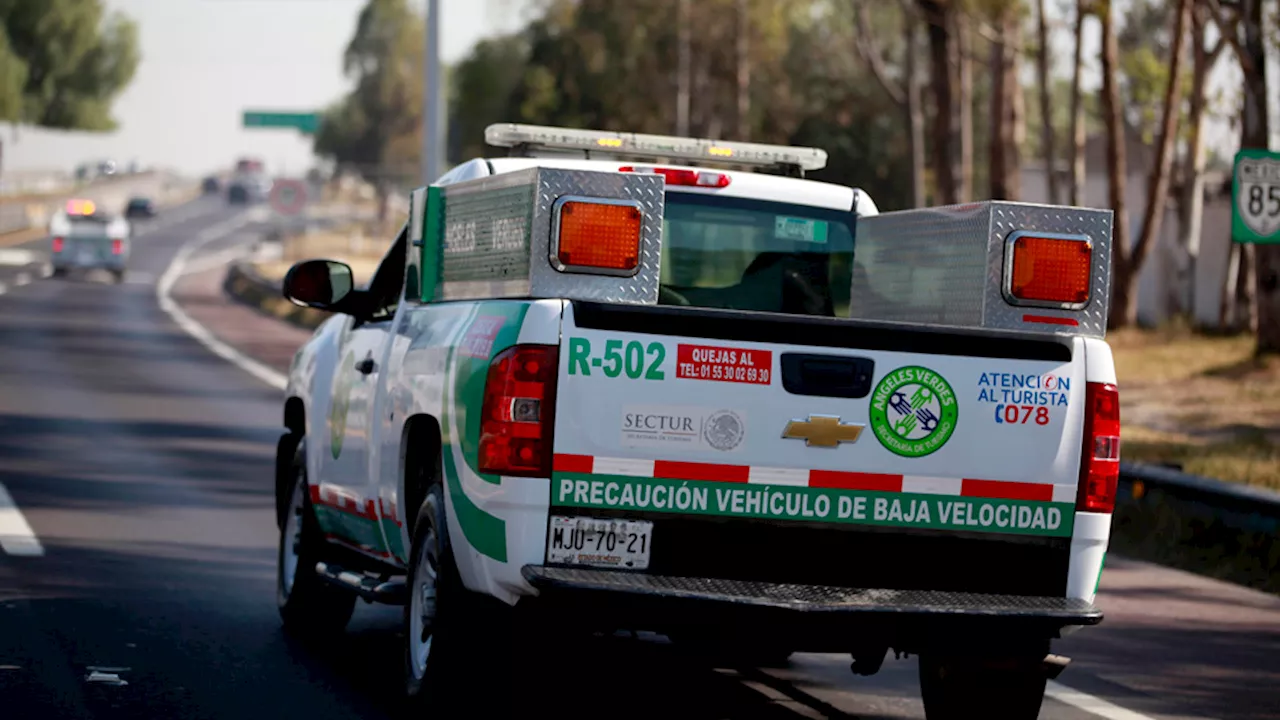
[169,263,315,375]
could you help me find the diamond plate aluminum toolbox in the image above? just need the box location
[409,167,666,304]
[850,201,1113,338]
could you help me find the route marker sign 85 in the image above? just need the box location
[1232,148,1280,244]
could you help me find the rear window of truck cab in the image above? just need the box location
[658,192,855,317]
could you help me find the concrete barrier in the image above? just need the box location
[223,261,331,331]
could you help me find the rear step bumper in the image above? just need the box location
[523,565,1101,625]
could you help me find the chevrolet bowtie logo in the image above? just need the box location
[781,415,865,448]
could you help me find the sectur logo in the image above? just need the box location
[868,366,958,458]
[330,350,356,459]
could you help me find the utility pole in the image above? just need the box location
[422,0,441,185]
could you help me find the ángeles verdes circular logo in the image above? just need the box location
[869,366,957,458]
[703,410,745,451]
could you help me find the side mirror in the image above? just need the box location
[283,259,355,311]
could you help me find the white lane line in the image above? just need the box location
[0,249,38,267]
[0,483,44,556]
[1046,681,1160,720]
[155,210,287,392]
[179,245,252,277]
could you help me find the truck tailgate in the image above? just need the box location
[548,301,1085,596]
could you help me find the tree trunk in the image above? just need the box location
[906,7,926,208]
[1068,0,1087,207]
[956,12,973,202]
[1177,3,1215,324]
[854,1,923,206]
[1099,0,1133,326]
[735,0,749,141]
[1242,0,1280,352]
[676,0,691,136]
[989,6,1022,201]
[919,0,956,205]
[1109,0,1190,329]
[1036,0,1058,203]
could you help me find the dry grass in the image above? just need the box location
[254,223,390,287]
[1110,326,1280,490]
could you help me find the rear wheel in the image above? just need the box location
[111,269,125,284]
[918,652,1048,720]
[276,440,356,636]
[51,267,67,278]
[403,485,524,715]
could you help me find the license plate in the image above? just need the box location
[547,516,652,570]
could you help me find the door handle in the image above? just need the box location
[354,358,377,375]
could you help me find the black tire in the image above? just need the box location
[918,653,1048,720]
[111,270,125,284]
[276,440,356,636]
[403,485,523,715]
[51,267,67,278]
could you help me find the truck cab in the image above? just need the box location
[274,124,1118,719]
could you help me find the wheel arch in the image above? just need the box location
[401,413,444,538]
[276,396,308,529]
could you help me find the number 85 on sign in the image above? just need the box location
[1233,149,1280,244]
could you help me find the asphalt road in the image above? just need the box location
[0,198,1275,719]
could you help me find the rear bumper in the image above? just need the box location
[522,565,1100,649]
[52,258,127,270]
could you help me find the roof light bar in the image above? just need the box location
[484,123,828,173]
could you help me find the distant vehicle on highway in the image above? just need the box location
[124,197,157,219]
[202,176,221,194]
[48,199,130,283]
[236,157,265,175]
[227,175,271,205]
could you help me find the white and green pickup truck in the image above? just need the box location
[275,124,1119,718]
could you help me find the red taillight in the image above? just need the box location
[619,165,731,188]
[1077,382,1121,513]
[111,239,123,255]
[52,237,64,253]
[478,344,559,477]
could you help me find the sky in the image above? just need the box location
[5,0,536,178]
[3,0,1274,179]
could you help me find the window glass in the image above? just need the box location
[659,193,856,317]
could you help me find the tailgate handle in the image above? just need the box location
[780,354,875,399]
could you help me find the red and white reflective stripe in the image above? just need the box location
[311,484,378,520]
[553,454,1077,504]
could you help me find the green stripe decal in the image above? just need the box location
[439,302,532,563]
[552,474,1075,538]
[314,506,389,553]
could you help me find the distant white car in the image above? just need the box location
[48,199,130,283]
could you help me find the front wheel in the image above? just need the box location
[918,653,1047,720]
[276,439,356,636]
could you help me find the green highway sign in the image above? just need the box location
[242,110,321,135]
[1232,148,1280,244]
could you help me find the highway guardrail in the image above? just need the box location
[1113,462,1279,594]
